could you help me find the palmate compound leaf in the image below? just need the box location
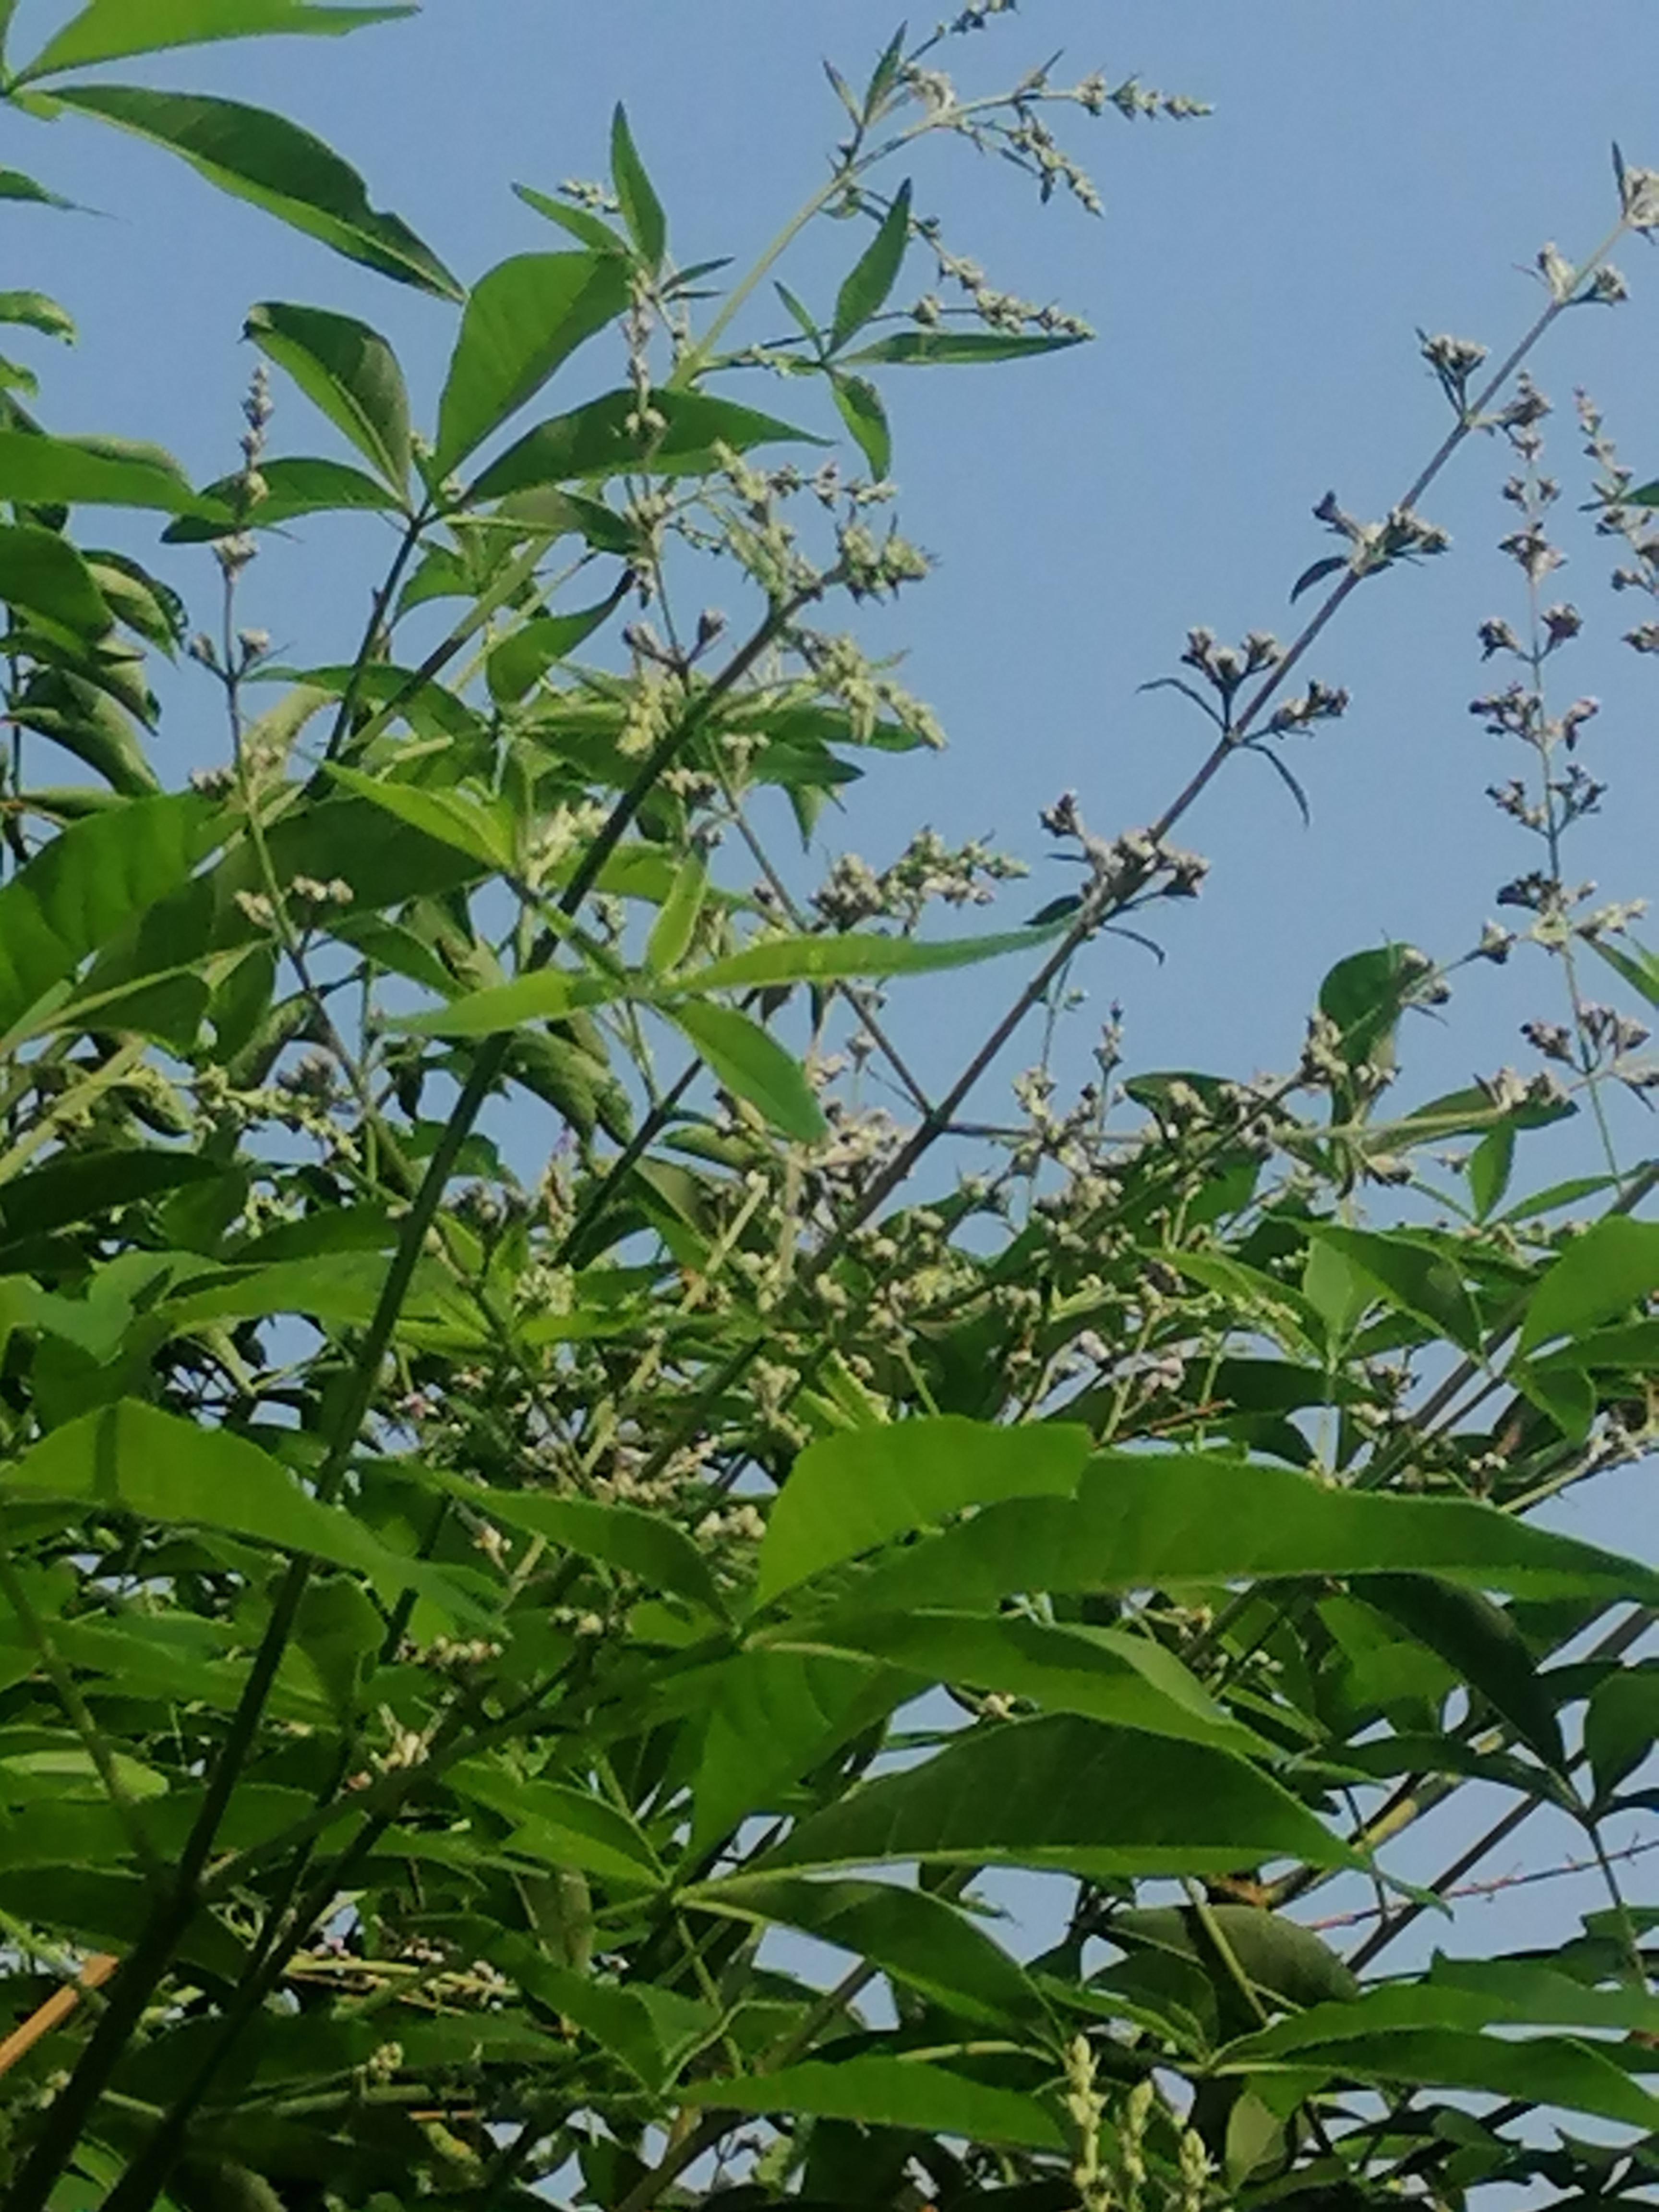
[760,1712,1357,1880]
[806,1436,1659,1618]
[16,1,413,83]
[51,84,461,298]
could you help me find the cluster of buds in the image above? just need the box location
[1179,625,1284,710]
[1039,793,1207,911]
[1311,488,1451,576]
[1419,328,1490,418]
[1265,677,1349,737]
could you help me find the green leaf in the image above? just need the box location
[322,761,514,871]
[678,923,1060,995]
[449,1761,663,1885]
[832,180,912,351]
[0,168,76,210]
[1220,2024,1659,2131]
[831,370,891,478]
[691,1873,1040,2025]
[831,1610,1270,1758]
[163,453,401,538]
[3,1400,474,1611]
[384,966,613,1038]
[464,1485,725,1617]
[830,1446,1659,1617]
[680,2057,1064,2151]
[1467,1122,1515,1220]
[609,104,665,271]
[1360,1575,1564,1769]
[1318,941,1426,1069]
[485,599,620,704]
[669,1000,826,1142]
[681,1646,902,1850]
[843,329,1088,366]
[513,181,629,255]
[434,252,631,474]
[1305,1225,1483,1355]
[17,1,413,82]
[0,525,109,635]
[766,1712,1357,1879]
[0,1147,223,1239]
[0,790,219,1042]
[53,85,461,298]
[1585,1660,1659,1802]
[1520,1216,1659,1351]
[0,290,73,341]
[1587,931,1659,1009]
[1114,1902,1358,2011]
[645,854,707,976]
[758,1414,1089,1604]
[245,301,410,490]
[471,387,823,500]
[0,430,211,514]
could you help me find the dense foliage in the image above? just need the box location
[2,9,1659,2212]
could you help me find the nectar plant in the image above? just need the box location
[0,13,1656,2212]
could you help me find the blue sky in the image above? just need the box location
[6,0,1658,1984]
[8,1,1659,1160]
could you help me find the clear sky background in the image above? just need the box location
[7,1,1659,1970]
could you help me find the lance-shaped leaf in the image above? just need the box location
[0,525,110,635]
[669,1000,826,1142]
[1519,1214,1659,1352]
[759,1414,1089,1603]
[3,1400,480,1614]
[609,104,665,271]
[1306,1224,1483,1355]
[813,1609,1269,1756]
[843,329,1087,366]
[832,179,912,350]
[827,1447,1659,1617]
[16,1,413,83]
[1219,2025,1659,2132]
[0,789,220,1041]
[0,430,215,515]
[164,455,402,539]
[245,301,411,491]
[52,85,461,298]
[680,2057,1065,2151]
[764,1713,1357,1879]
[471,386,822,500]
[434,252,631,474]
[690,1873,1042,2025]
[675,922,1062,996]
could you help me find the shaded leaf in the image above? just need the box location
[680,2057,1064,2151]
[1361,1575,1564,1769]
[1306,1225,1483,1355]
[693,1873,1040,2025]
[0,524,109,634]
[765,1713,1357,1879]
